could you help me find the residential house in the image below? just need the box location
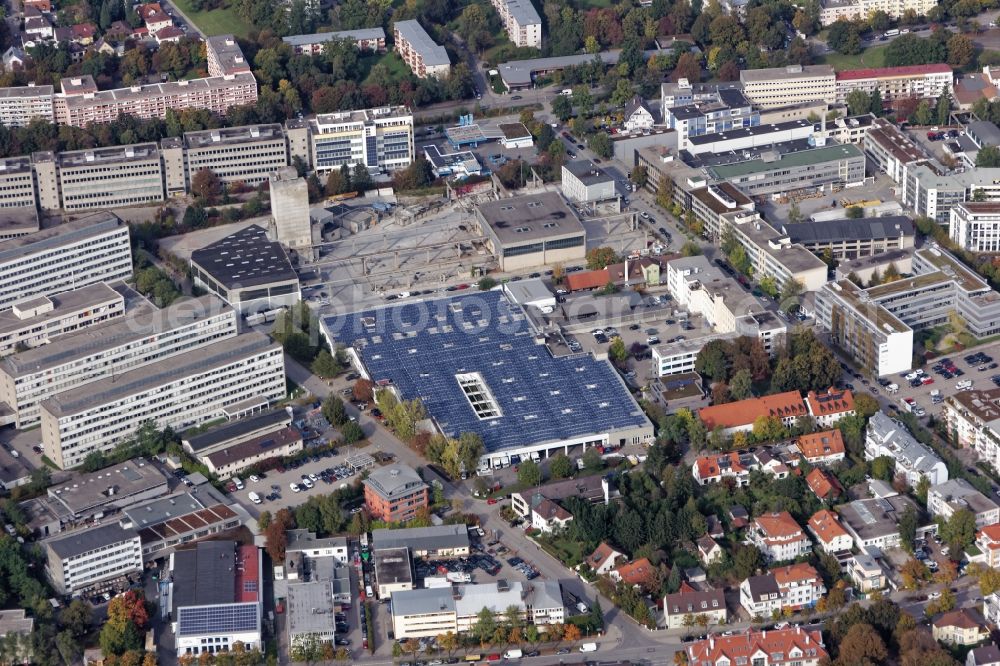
[663,584,727,629]
[156,26,184,43]
[143,10,172,33]
[771,563,825,611]
[804,389,856,428]
[806,468,843,502]
[848,552,886,592]
[530,498,573,534]
[865,410,949,486]
[753,449,791,480]
[611,557,657,592]
[968,644,1000,666]
[748,511,812,562]
[23,15,52,39]
[976,524,1000,568]
[697,535,724,565]
[928,478,1000,528]
[739,573,781,618]
[693,452,752,486]
[585,542,624,575]
[795,429,846,466]
[2,47,27,71]
[728,506,749,529]
[685,627,828,666]
[623,95,655,133]
[807,509,852,555]
[933,608,989,646]
[697,391,808,435]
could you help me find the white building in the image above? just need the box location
[0,84,54,126]
[739,65,836,108]
[43,523,142,594]
[747,511,812,562]
[305,107,414,173]
[740,564,824,617]
[808,509,853,555]
[489,0,542,48]
[561,160,616,202]
[944,388,1000,470]
[623,96,654,133]
[820,0,939,25]
[393,20,450,78]
[865,411,948,486]
[927,478,1000,527]
[834,64,953,104]
[663,587,727,629]
[950,202,1000,254]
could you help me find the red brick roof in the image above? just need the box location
[587,542,622,569]
[565,269,610,291]
[806,468,842,500]
[694,452,748,480]
[805,389,854,419]
[614,557,656,588]
[234,544,259,603]
[808,509,849,545]
[836,64,953,81]
[698,391,807,430]
[686,627,827,665]
[934,607,987,630]
[754,511,803,540]
[796,429,845,460]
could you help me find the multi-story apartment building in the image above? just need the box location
[660,79,743,115]
[728,213,830,291]
[707,143,866,198]
[39,331,286,469]
[204,35,252,78]
[0,282,124,358]
[976,524,1000,568]
[393,20,450,79]
[172,124,289,191]
[740,563,825,616]
[863,117,927,185]
[943,388,1000,469]
[662,587,727,629]
[865,410,948,485]
[489,0,542,48]
[747,511,812,562]
[305,107,414,173]
[282,28,387,55]
[927,478,1000,527]
[0,84,54,127]
[363,463,429,523]
[901,163,1000,225]
[834,64,953,104]
[686,628,828,666]
[0,213,132,313]
[43,522,142,594]
[808,509,853,554]
[820,0,939,25]
[34,143,165,211]
[0,156,39,210]
[0,295,238,428]
[53,73,258,127]
[740,64,836,107]
[950,202,1000,253]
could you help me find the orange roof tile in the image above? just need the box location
[587,542,621,568]
[565,269,610,291]
[614,557,656,588]
[808,509,849,545]
[772,562,820,586]
[979,523,1000,543]
[934,608,987,630]
[806,468,842,500]
[805,388,855,418]
[796,429,845,460]
[698,391,807,430]
[754,511,803,539]
[686,628,827,664]
[694,452,748,479]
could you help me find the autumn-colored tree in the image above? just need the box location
[264,508,295,562]
[900,558,930,590]
[191,168,222,202]
[546,623,565,643]
[353,379,374,402]
[933,558,957,585]
[563,624,582,642]
[980,566,1000,595]
[586,246,618,270]
[835,623,887,666]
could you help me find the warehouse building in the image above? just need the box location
[778,216,915,259]
[476,192,586,271]
[39,332,286,469]
[45,458,171,527]
[371,525,470,558]
[0,213,132,312]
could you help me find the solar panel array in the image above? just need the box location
[177,603,259,636]
[323,291,648,453]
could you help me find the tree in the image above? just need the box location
[947,33,975,69]
[478,277,497,291]
[582,447,603,472]
[836,623,887,666]
[977,145,1000,167]
[552,95,572,121]
[517,460,542,487]
[257,510,272,530]
[936,94,951,126]
[854,393,880,419]
[586,247,618,270]
[264,508,294,563]
[672,52,701,82]
[311,349,340,379]
[549,453,573,479]
[563,624,582,642]
[828,20,862,54]
[588,131,612,159]
[845,206,864,219]
[322,395,348,426]
[472,607,497,646]
[60,599,93,637]
[730,245,751,276]
[608,336,627,363]
[352,163,372,194]
[940,507,976,552]
[779,278,804,313]
[787,202,804,224]
[869,10,890,32]
[752,415,786,442]
[846,89,871,117]
[341,420,364,444]
[979,567,1000,595]
[680,242,701,257]
[631,165,648,188]
[695,339,730,382]
[191,168,222,202]
[913,100,933,126]
[869,89,883,116]
[729,368,753,400]
[898,504,918,553]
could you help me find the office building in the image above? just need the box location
[707,143,866,197]
[651,320,786,378]
[863,117,927,187]
[0,156,39,212]
[307,107,414,173]
[184,409,301,479]
[35,143,165,211]
[269,167,312,249]
[724,213,830,292]
[0,213,132,312]
[371,525,470,558]
[778,216,915,260]
[0,84,54,126]
[475,192,586,271]
[835,64,953,104]
[0,282,124,358]
[282,28,386,54]
[53,73,258,128]
[43,522,142,594]
[172,541,262,656]
[363,464,429,523]
[950,202,1000,253]
[204,35,252,78]
[39,332,286,469]
[739,65,837,108]
[490,0,542,48]
[560,161,615,202]
[0,295,238,429]
[665,256,748,333]
[820,0,939,25]
[664,88,758,151]
[684,119,814,157]
[176,124,289,191]
[124,489,245,559]
[45,458,171,526]
[190,225,300,315]
[686,628,828,666]
[865,410,948,485]
[393,20,450,78]
[373,546,413,598]
[927,478,1000,527]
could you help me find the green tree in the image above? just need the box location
[845,206,864,218]
[322,395,348,426]
[869,89,883,116]
[582,447,603,472]
[472,607,497,646]
[517,459,542,487]
[631,165,648,188]
[941,507,976,552]
[729,368,753,400]
[552,94,572,121]
[608,336,627,363]
[695,339,730,382]
[680,242,701,257]
[978,145,1000,167]
[588,132,613,159]
[913,100,933,125]
[846,89,871,117]
[828,20,862,54]
[341,420,364,444]
[898,504,917,553]
[311,349,340,379]
[549,453,573,479]
[478,277,498,291]
[936,93,951,126]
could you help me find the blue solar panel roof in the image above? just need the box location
[177,603,259,637]
[322,291,649,453]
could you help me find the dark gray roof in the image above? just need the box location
[564,160,613,186]
[623,95,651,119]
[0,213,124,265]
[191,224,298,290]
[968,120,1000,149]
[172,540,237,612]
[184,410,291,452]
[744,573,780,601]
[45,522,138,559]
[781,216,915,244]
[371,524,469,552]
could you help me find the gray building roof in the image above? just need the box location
[967,120,1000,150]
[0,282,122,339]
[687,119,814,145]
[503,278,553,306]
[780,216,915,244]
[740,64,834,82]
[478,191,583,244]
[371,524,469,552]
[363,463,427,500]
[390,586,455,616]
[504,0,541,26]
[498,51,621,88]
[564,160,614,186]
[191,224,298,290]
[184,409,291,453]
[838,495,917,543]
[47,459,171,517]
[0,213,125,265]
[929,478,999,516]
[394,20,449,67]
[742,574,780,602]
[44,522,138,560]
[374,546,412,587]
[172,540,237,612]
[287,580,336,638]
[0,609,32,636]
[531,580,564,611]
[867,411,945,476]
[282,27,385,47]
[287,529,348,553]
[664,587,726,615]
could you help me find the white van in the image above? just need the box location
[248,491,262,505]
[503,649,523,659]
[560,89,573,96]
[957,380,973,390]
[886,383,899,394]
[579,643,598,653]
[233,477,244,490]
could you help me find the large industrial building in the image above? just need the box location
[706,144,866,197]
[475,192,586,271]
[322,291,653,469]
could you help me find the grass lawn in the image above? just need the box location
[170,0,253,37]
[360,51,412,84]
[538,537,584,567]
[817,44,889,71]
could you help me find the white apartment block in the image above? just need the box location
[0,214,132,313]
[834,64,952,104]
[950,202,1000,253]
[820,0,938,25]
[393,20,450,79]
[282,28,387,55]
[0,282,124,359]
[205,35,252,78]
[171,124,289,192]
[943,388,1000,470]
[748,512,812,562]
[43,523,142,594]
[0,156,39,210]
[0,85,54,127]
[665,256,741,332]
[0,296,238,429]
[39,331,285,469]
[34,143,165,212]
[739,65,836,108]
[306,107,414,173]
[729,214,830,292]
[865,410,948,486]
[927,478,1000,527]
[490,0,542,48]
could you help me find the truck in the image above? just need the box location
[503,650,523,659]
[579,643,598,653]
[446,572,472,583]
